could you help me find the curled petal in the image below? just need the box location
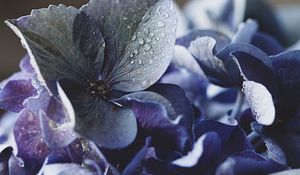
[242,81,275,126]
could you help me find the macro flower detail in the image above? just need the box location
[1,0,300,174]
[6,0,177,149]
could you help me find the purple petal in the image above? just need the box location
[251,32,284,55]
[0,71,32,89]
[14,109,84,173]
[176,29,230,52]
[242,81,275,126]
[148,83,194,131]
[58,80,137,149]
[39,110,77,149]
[27,89,65,123]
[232,19,258,43]
[189,37,234,87]
[147,132,221,174]
[171,45,207,79]
[194,120,253,158]
[0,80,37,112]
[255,119,300,168]
[14,109,50,172]
[42,163,94,175]
[237,109,255,134]
[47,139,83,165]
[8,155,26,175]
[270,169,300,175]
[105,0,177,92]
[161,68,208,108]
[6,5,105,97]
[19,54,34,73]
[117,86,193,152]
[216,151,287,175]
[232,51,279,97]
[122,137,152,175]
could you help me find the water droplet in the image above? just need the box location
[157,21,165,27]
[127,25,131,29]
[161,32,166,37]
[138,59,143,65]
[131,35,137,41]
[123,16,128,20]
[149,51,154,55]
[164,13,169,18]
[144,44,151,51]
[167,38,171,43]
[145,38,152,42]
[143,27,150,35]
[139,38,144,45]
[130,54,134,58]
[156,6,163,15]
[92,31,96,35]
[133,49,139,54]
[142,80,148,86]
[155,37,160,41]
[150,33,155,37]
[130,60,134,64]
[149,60,153,64]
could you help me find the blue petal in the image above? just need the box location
[39,110,77,149]
[6,5,105,96]
[42,163,94,175]
[216,151,287,175]
[19,54,34,73]
[117,87,193,152]
[8,155,27,175]
[194,120,253,158]
[251,32,284,55]
[0,80,37,112]
[176,29,230,52]
[58,80,137,149]
[104,0,177,92]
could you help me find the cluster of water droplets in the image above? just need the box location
[115,0,177,88]
[242,81,275,125]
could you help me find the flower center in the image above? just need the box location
[87,80,111,96]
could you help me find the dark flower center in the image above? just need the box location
[87,80,111,96]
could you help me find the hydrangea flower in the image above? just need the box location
[5,0,178,149]
[1,0,300,174]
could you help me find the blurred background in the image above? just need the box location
[0,0,299,81]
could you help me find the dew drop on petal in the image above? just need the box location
[133,49,139,54]
[138,59,143,65]
[131,35,137,41]
[139,38,144,45]
[144,44,151,51]
[143,27,150,35]
[145,38,152,42]
[157,21,165,27]
[164,13,169,18]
